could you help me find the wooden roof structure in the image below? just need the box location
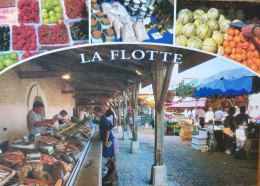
[18,44,215,105]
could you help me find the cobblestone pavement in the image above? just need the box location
[115,126,258,186]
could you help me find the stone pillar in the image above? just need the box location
[117,96,123,133]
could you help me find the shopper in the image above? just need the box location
[52,110,70,132]
[205,107,214,123]
[94,106,114,161]
[223,107,238,154]
[196,108,205,128]
[215,107,224,122]
[126,112,134,132]
[27,101,58,135]
[151,117,155,129]
[235,106,250,147]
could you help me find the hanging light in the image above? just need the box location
[135,70,142,75]
[62,74,70,80]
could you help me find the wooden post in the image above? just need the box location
[132,82,140,141]
[123,91,128,131]
[118,97,122,127]
[150,63,174,185]
[122,90,130,139]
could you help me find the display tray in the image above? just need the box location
[56,123,77,135]
[0,164,15,186]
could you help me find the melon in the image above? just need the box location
[207,8,220,20]
[175,35,188,46]
[227,13,236,21]
[193,9,204,19]
[200,13,208,24]
[196,24,213,40]
[175,22,184,36]
[193,18,203,27]
[202,38,218,53]
[218,14,226,23]
[187,36,203,49]
[218,9,224,15]
[201,6,209,13]
[220,19,231,32]
[212,31,224,45]
[228,9,235,15]
[236,13,245,21]
[178,9,194,25]
[182,23,197,38]
[217,46,224,55]
[207,19,220,31]
[232,19,241,23]
[194,9,205,16]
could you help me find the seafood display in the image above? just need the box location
[0,121,95,185]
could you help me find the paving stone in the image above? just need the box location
[114,126,257,186]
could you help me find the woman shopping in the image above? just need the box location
[223,107,238,154]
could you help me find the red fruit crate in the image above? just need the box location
[16,0,40,24]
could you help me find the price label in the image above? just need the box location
[168,28,174,34]
[143,18,151,25]
[151,32,163,40]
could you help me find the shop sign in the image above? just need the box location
[79,49,183,64]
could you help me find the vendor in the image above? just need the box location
[52,110,70,132]
[196,108,205,128]
[235,106,250,147]
[27,101,58,135]
[79,107,89,121]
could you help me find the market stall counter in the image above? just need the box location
[0,120,97,186]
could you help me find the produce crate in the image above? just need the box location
[0,165,16,186]
[191,136,207,145]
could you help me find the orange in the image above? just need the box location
[243,42,250,49]
[234,36,241,43]
[256,70,260,74]
[235,47,243,54]
[242,49,246,54]
[249,64,258,71]
[229,41,236,48]
[241,53,247,61]
[222,53,229,58]
[227,35,234,41]
[253,50,259,58]
[248,44,256,51]
[247,58,254,65]
[255,58,260,68]
[227,28,235,36]
[229,53,236,60]
[242,61,247,66]
[234,29,240,36]
[231,48,236,54]
[235,54,242,62]
[224,46,232,54]
[236,42,243,48]
[223,40,229,48]
[246,51,254,58]
[239,33,247,42]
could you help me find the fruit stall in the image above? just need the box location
[175,0,260,74]
[0,0,89,73]
[90,0,174,44]
[0,119,96,185]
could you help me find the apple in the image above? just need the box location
[57,18,63,23]
[43,18,50,24]
[48,10,56,17]
[0,61,4,70]
[49,15,57,23]
[3,59,14,67]
[4,54,10,59]
[0,55,4,61]
[54,6,62,13]
[10,52,18,60]
[56,12,62,19]
[42,12,48,19]
[51,0,59,6]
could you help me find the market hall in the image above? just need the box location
[0,44,259,185]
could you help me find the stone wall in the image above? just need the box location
[0,62,75,141]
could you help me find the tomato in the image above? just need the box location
[223,40,229,48]
[229,41,236,48]
[234,29,240,36]
[235,54,242,62]
[236,42,243,48]
[248,44,256,51]
[243,42,250,49]
[227,28,235,36]
[224,46,232,54]
[235,47,243,54]
[234,36,241,43]
[229,54,236,60]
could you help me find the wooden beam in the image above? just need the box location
[62,90,75,94]
[19,71,63,79]
[158,63,174,111]
[118,96,122,126]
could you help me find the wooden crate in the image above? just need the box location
[0,165,15,186]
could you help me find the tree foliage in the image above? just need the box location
[175,81,195,100]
